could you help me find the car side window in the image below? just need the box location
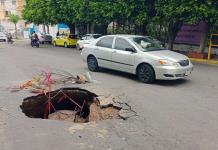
[96,37,113,48]
[114,38,134,51]
[81,36,87,40]
[86,36,92,40]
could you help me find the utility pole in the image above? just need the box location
[0,19,2,32]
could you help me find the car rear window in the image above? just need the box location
[93,35,102,39]
[96,37,113,48]
[69,35,78,39]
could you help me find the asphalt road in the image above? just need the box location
[0,41,218,150]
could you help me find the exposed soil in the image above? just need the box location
[20,88,121,123]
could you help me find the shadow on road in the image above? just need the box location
[99,68,190,86]
[99,68,138,81]
[154,79,190,86]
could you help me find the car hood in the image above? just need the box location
[146,50,188,62]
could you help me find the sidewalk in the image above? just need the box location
[173,44,218,65]
[190,58,218,65]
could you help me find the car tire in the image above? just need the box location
[87,56,99,72]
[64,42,68,48]
[137,64,155,83]
[53,41,56,47]
[76,44,80,50]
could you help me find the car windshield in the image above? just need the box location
[69,35,77,39]
[93,35,102,39]
[130,37,166,52]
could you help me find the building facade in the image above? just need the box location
[0,0,25,32]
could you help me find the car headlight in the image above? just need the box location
[159,59,179,67]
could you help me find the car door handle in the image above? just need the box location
[112,51,117,53]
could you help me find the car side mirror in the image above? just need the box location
[125,48,136,53]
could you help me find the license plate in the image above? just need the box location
[185,69,191,75]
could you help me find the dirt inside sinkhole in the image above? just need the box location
[20,88,121,123]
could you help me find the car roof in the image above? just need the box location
[86,34,101,36]
[106,34,147,38]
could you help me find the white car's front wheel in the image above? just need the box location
[137,64,155,83]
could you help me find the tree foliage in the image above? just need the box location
[22,0,218,51]
[8,14,20,38]
[8,14,20,24]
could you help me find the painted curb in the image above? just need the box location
[190,58,218,65]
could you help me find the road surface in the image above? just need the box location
[0,41,218,150]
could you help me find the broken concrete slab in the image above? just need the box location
[98,96,114,108]
[118,109,137,120]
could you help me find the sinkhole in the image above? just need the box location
[20,88,123,123]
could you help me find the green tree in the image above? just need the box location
[190,0,218,52]
[8,14,20,38]
[155,0,195,50]
[23,0,53,33]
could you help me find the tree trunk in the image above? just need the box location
[46,24,50,34]
[87,24,90,34]
[15,23,17,39]
[199,22,211,53]
[77,23,87,36]
[103,24,108,35]
[67,23,75,34]
[167,19,183,50]
[91,24,94,34]
[122,20,125,32]
[168,35,174,50]
[141,24,147,35]
[127,18,131,34]
[42,24,46,33]
[112,21,115,34]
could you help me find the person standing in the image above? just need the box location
[7,33,13,44]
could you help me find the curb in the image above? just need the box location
[190,58,218,65]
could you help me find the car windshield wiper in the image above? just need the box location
[143,48,167,52]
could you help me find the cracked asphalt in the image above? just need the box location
[0,41,218,150]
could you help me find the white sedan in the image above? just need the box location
[77,34,101,50]
[0,32,7,42]
[81,35,193,83]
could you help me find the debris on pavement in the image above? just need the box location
[10,70,96,94]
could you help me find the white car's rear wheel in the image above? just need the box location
[87,56,99,72]
[76,44,80,50]
[64,42,68,48]
[53,41,56,47]
[137,64,155,83]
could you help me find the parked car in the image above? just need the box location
[0,32,7,42]
[53,34,78,48]
[146,36,164,47]
[81,35,194,83]
[37,32,52,44]
[77,34,102,50]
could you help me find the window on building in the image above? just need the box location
[1,1,5,6]
[5,11,11,17]
[12,0,16,5]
